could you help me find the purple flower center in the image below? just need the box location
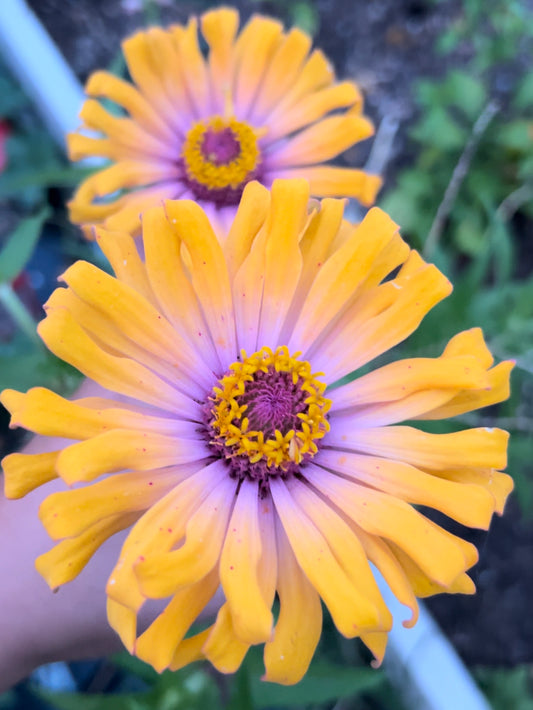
[201,127,241,165]
[237,369,309,438]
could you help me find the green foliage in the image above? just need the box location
[0,207,50,283]
[31,652,388,710]
[475,666,533,710]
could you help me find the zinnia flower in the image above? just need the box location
[1,180,512,684]
[67,7,381,238]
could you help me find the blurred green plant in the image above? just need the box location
[381,0,533,514]
[475,665,533,710]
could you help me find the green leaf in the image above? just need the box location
[250,660,385,707]
[0,206,51,283]
[411,106,466,151]
[445,71,487,119]
[475,666,533,710]
[514,71,533,110]
[497,121,533,152]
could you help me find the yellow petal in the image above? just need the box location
[329,424,509,471]
[350,522,419,628]
[304,465,477,587]
[94,227,155,306]
[390,542,476,598]
[85,70,175,143]
[36,512,139,589]
[421,361,514,420]
[312,261,452,380]
[107,461,222,611]
[265,49,333,123]
[288,478,392,628]
[38,308,195,414]
[168,19,210,118]
[232,15,283,117]
[1,450,58,499]
[39,469,180,538]
[252,28,312,120]
[224,180,271,279]
[331,354,490,412]
[219,480,273,644]
[263,517,322,685]
[169,627,211,671]
[288,207,399,356]
[107,597,137,653]
[271,114,374,166]
[434,468,513,516]
[256,179,308,345]
[201,8,239,112]
[3,386,199,442]
[316,451,495,529]
[135,569,219,672]
[361,632,388,668]
[61,261,205,384]
[122,31,182,128]
[202,603,250,673]
[141,206,220,372]
[277,165,382,206]
[135,476,237,597]
[164,199,237,366]
[45,286,206,402]
[79,100,169,157]
[268,82,362,142]
[56,429,204,485]
[270,477,381,637]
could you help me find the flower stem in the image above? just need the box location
[0,281,41,346]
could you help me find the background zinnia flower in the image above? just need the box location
[1,180,512,684]
[67,7,381,237]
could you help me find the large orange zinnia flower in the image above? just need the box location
[67,7,381,237]
[1,180,512,684]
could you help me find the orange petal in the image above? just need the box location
[94,227,155,306]
[164,199,237,366]
[107,461,222,611]
[256,179,308,345]
[1,450,58,499]
[316,451,495,529]
[270,477,381,637]
[232,15,283,118]
[262,516,322,685]
[331,354,490,412]
[434,468,513,516]
[135,476,237,597]
[288,207,399,357]
[169,627,211,671]
[38,308,195,415]
[271,113,374,167]
[39,469,180,538]
[304,465,477,587]
[134,568,219,672]
[219,480,273,644]
[141,206,220,372]
[252,28,312,121]
[202,603,250,673]
[328,424,509,472]
[224,180,271,279]
[36,512,139,589]
[268,82,362,142]
[277,165,382,206]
